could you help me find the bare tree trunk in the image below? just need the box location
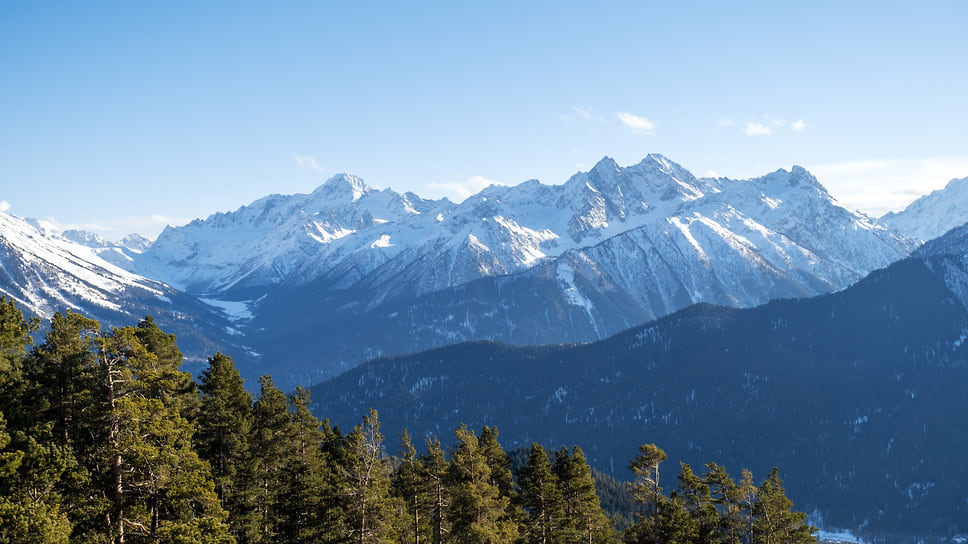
[103,346,124,544]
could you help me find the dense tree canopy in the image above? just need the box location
[0,300,817,543]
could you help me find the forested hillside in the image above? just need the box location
[0,299,816,543]
[312,255,968,542]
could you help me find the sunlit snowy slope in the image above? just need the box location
[117,154,917,384]
[0,211,240,367]
[882,175,968,243]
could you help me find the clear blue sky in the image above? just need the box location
[3,1,967,239]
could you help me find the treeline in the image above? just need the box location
[0,299,817,543]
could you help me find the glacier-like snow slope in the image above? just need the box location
[881,175,968,243]
[0,211,243,368]
[134,154,914,305]
[0,211,164,316]
[131,174,455,295]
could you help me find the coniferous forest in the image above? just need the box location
[0,298,817,544]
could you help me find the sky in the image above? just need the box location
[2,1,967,240]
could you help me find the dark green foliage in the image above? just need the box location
[0,299,820,544]
[421,437,450,544]
[276,386,330,543]
[516,443,566,543]
[446,424,518,543]
[554,446,618,544]
[623,457,817,544]
[677,463,718,544]
[249,375,291,542]
[752,468,816,544]
[197,352,255,541]
[0,304,232,544]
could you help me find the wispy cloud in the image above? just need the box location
[807,156,968,216]
[427,175,503,202]
[617,112,655,133]
[726,115,806,135]
[572,106,593,120]
[745,122,772,136]
[0,201,10,213]
[556,106,606,124]
[294,153,324,172]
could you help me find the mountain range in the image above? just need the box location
[83,154,924,385]
[4,153,968,540]
[2,155,963,387]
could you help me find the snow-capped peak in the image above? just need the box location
[881,175,968,243]
[129,154,918,304]
[589,156,621,177]
[312,173,371,203]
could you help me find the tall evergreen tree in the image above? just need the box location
[0,296,39,383]
[339,408,395,544]
[249,375,291,543]
[446,424,517,544]
[553,446,616,544]
[752,468,816,544]
[97,324,233,543]
[421,437,450,544]
[702,462,743,544]
[0,299,72,542]
[653,492,696,544]
[133,316,198,417]
[627,443,667,544]
[394,429,430,544]
[738,468,758,544]
[277,386,329,543]
[677,463,717,544]
[516,443,566,544]
[479,426,514,499]
[196,352,256,542]
[19,311,108,541]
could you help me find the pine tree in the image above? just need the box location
[339,408,395,544]
[23,311,103,451]
[677,463,717,544]
[421,437,450,544]
[553,446,616,544]
[0,406,72,543]
[627,443,667,544]
[97,324,233,543]
[702,462,743,544]
[516,443,566,544]
[654,492,697,544]
[479,426,514,500]
[277,386,330,543]
[196,352,255,542]
[133,316,198,417]
[19,311,108,541]
[0,296,39,382]
[446,424,517,544]
[738,468,758,544]
[752,468,817,544]
[395,429,429,544]
[249,375,291,543]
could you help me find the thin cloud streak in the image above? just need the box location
[294,153,325,172]
[745,122,772,136]
[617,112,655,133]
